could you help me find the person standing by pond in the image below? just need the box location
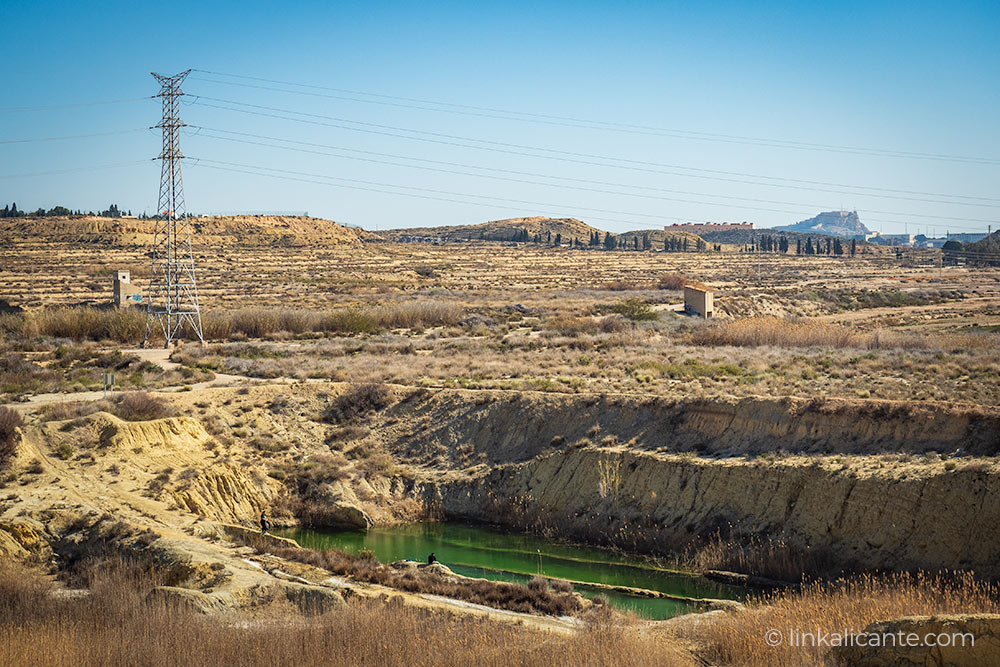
[260,511,271,534]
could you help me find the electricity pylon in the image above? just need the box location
[143,69,204,348]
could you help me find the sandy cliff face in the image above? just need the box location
[431,447,1000,577]
[375,389,1000,576]
[386,390,1000,464]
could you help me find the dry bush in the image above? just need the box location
[691,316,997,350]
[111,391,176,421]
[0,407,24,469]
[0,353,59,396]
[607,298,659,321]
[0,558,690,667]
[657,272,689,290]
[245,537,585,617]
[322,383,390,424]
[697,572,1000,667]
[39,401,111,422]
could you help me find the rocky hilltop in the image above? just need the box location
[772,210,870,237]
[965,229,1000,256]
[382,216,603,243]
[0,215,374,247]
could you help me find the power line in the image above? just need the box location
[0,128,147,145]
[191,158,697,229]
[0,160,150,179]
[0,96,153,112]
[189,70,1000,166]
[187,127,997,230]
[189,158,993,233]
[185,95,1000,206]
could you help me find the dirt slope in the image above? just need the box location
[432,446,1000,576]
[0,215,373,246]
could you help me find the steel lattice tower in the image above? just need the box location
[144,69,204,348]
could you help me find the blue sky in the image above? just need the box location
[1,1,998,234]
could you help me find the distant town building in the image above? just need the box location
[664,222,753,233]
[112,270,142,308]
[869,233,915,246]
[683,282,714,318]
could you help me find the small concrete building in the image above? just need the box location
[683,282,714,318]
[112,270,142,308]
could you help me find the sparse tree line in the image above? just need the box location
[480,229,714,251]
[739,234,857,257]
[0,202,136,218]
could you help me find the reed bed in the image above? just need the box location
[695,571,1000,667]
[691,316,997,350]
[0,559,690,667]
[0,301,463,344]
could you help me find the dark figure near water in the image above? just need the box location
[260,511,270,534]
[427,552,437,565]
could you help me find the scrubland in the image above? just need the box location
[2,234,1000,666]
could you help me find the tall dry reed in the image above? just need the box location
[695,571,1000,667]
[0,559,691,667]
[691,316,996,350]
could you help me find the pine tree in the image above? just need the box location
[554,233,561,247]
[805,239,815,255]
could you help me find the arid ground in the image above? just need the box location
[2,215,1000,666]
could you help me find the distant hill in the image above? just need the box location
[382,216,604,244]
[771,211,870,238]
[0,215,373,247]
[963,230,1000,260]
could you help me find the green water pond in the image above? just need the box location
[278,522,747,619]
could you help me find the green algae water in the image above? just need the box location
[279,522,746,619]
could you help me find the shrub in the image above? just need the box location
[322,383,390,424]
[0,407,24,469]
[608,299,658,321]
[528,575,549,593]
[111,392,176,421]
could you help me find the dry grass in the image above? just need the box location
[691,316,998,350]
[695,571,1000,667]
[0,559,690,667]
[0,406,23,469]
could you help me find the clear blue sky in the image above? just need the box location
[2,0,998,235]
